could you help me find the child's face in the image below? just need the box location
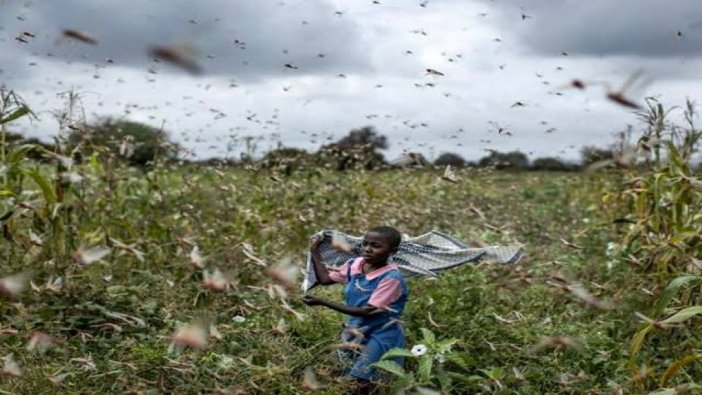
[361,231,396,265]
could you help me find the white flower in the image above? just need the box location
[434,353,446,363]
[605,242,617,257]
[411,344,428,356]
[232,315,246,323]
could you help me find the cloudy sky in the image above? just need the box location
[1,0,701,162]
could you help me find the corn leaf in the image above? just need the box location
[26,168,56,205]
[0,105,30,125]
[660,353,702,386]
[629,324,653,371]
[654,276,701,317]
[659,306,702,325]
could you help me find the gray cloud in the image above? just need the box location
[481,0,702,57]
[1,0,701,164]
[1,0,370,79]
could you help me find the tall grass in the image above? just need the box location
[1,90,701,393]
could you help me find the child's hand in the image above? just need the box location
[309,234,325,251]
[302,295,323,306]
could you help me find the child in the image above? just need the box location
[302,226,408,394]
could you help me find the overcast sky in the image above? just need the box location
[1,0,701,162]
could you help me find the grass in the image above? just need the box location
[4,161,688,394]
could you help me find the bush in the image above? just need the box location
[434,152,466,167]
[477,150,529,170]
[530,157,579,171]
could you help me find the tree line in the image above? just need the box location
[3,118,617,172]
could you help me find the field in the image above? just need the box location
[3,154,700,395]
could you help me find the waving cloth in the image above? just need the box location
[302,229,523,293]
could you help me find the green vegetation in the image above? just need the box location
[1,90,701,394]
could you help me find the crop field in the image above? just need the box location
[1,151,700,394]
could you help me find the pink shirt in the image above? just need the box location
[328,258,403,309]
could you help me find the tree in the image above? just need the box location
[68,118,180,167]
[334,126,388,150]
[580,146,614,166]
[530,157,578,171]
[318,126,387,171]
[434,152,466,167]
[478,150,529,170]
[259,146,314,175]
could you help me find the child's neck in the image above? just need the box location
[362,259,388,273]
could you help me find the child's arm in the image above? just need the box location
[302,295,381,318]
[309,235,336,285]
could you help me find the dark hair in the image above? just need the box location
[367,226,402,250]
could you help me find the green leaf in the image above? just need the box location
[7,144,36,164]
[659,305,702,325]
[418,356,433,382]
[660,353,702,386]
[436,338,458,354]
[0,105,30,125]
[368,360,406,377]
[26,168,55,205]
[381,347,416,360]
[654,275,700,317]
[647,389,676,395]
[630,324,653,371]
[0,209,14,222]
[420,327,436,345]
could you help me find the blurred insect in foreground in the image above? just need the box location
[148,44,202,75]
[568,70,651,109]
[61,29,98,45]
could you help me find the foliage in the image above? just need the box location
[67,118,181,167]
[259,146,315,175]
[581,146,615,166]
[371,328,459,393]
[433,152,466,167]
[530,157,579,172]
[316,127,389,171]
[2,93,702,394]
[477,150,529,170]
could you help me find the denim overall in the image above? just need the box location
[341,258,409,380]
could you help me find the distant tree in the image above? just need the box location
[434,152,466,167]
[68,118,181,167]
[259,146,314,175]
[318,126,387,171]
[580,146,614,166]
[334,126,388,150]
[391,152,429,168]
[478,150,529,170]
[531,157,579,171]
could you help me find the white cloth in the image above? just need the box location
[302,229,523,293]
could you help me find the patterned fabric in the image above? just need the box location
[302,229,523,293]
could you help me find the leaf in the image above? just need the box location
[0,210,14,223]
[381,348,416,360]
[660,353,702,386]
[436,338,458,354]
[26,168,56,205]
[659,305,702,325]
[647,389,676,395]
[420,328,436,345]
[7,144,36,164]
[654,275,701,317]
[418,356,434,382]
[0,105,30,125]
[629,324,653,371]
[368,360,406,377]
